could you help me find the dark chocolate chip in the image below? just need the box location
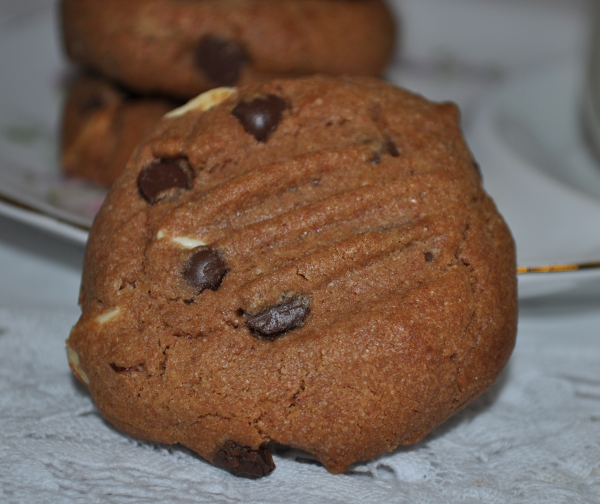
[370,137,399,163]
[195,35,247,87]
[184,248,227,292]
[245,297,309,339]
[424,252,434,263]
[110,363,131,373]
[213,441,275,479]
[137,159,191,204]
[232,95,287,141]
[385,137,400,157]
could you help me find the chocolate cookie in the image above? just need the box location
[66,76,517,478]
[60,0,397,99]
[61,74,180,185]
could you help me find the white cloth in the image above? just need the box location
[1,305,599,504]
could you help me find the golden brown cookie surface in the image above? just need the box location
[67,76,517,477]
[60,0,397,99]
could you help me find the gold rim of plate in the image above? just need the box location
[517,261,600,274]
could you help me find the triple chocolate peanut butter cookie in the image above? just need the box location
[60,0,396,99]
[67,75,517,478]
[61,74,180,185]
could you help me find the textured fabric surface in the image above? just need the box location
[1,306,599,503]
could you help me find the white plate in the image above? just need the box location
[0,5,104,245]
[466,59,600,298]
[1,7,599,295]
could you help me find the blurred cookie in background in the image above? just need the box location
[60,0,397,99]
[61,74,180,186]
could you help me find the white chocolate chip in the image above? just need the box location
[171,236,207,249]
[96,307,121,325]
[156,230,206,248]
[66,345,90,385]
[165,87,237,118]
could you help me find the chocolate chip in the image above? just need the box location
[110,363,131,373]
[232,95,287,141]
[245,297,309,339]
[424,252,434,263]
[195,35,247,87]
[385,137,400,157]
[370,137,400,164]
[213,441,275,479]
[137,159,191,204]
[184,248,227,292]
